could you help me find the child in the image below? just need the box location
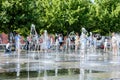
[111,32,117,56]
[5,42,11,54]
[104,39,108,52]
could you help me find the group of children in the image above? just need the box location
[5,33,21,54]
[74,31,119,56]
[4,31,119,56]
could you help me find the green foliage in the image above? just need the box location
[0,0,120,36]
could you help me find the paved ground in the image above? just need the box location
[0,49,120,80]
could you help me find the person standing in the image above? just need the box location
[0,36,2,44]
[15,33,21,51]
[111,32,118,56]
[75,32,80,52]
[89,32,93,49]
[58,34,63,50]
[104,39,108,52]
[93,35,97,51]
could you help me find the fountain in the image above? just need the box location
[14,33,21,78]
[78,32,120,80]
[80,27,88,58]
[29,24,39,51]
[115,33,120,56]
[79,27,88,80]
[55,37,59,51]
[1,27,120,80]
[40,30,49,52]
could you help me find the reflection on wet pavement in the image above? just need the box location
[0,49,120,80]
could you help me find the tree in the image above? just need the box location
[0,0,120,36]
[0,0,39,36]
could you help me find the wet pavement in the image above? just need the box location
[0,49,120,80]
